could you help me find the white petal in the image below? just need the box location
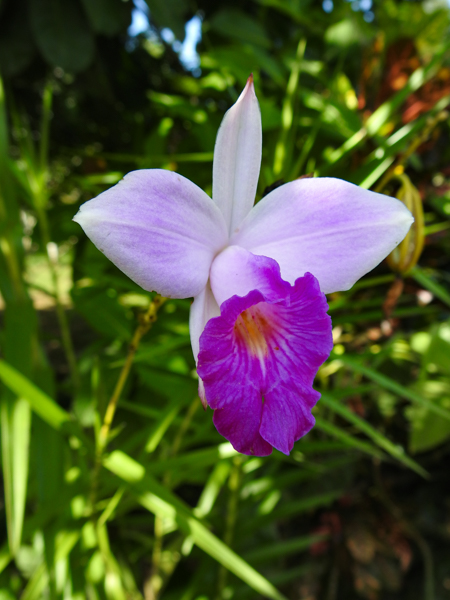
[232,177,414,294]
[74,169,228,299]
[189,283,220,361]
[212,75,262,236]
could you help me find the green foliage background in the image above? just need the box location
[1,0,450,598]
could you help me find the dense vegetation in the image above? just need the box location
[1,0,450,598]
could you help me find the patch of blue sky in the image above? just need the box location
[128,0,150,36]
[180,16,202,70]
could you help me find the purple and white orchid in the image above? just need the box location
[74,76,413,456]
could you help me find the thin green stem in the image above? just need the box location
[98,296,166,451]
[90,296,166,511]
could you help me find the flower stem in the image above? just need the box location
[98,295,166,450]
[90,295,166,510]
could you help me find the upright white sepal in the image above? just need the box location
[212,75,262,236]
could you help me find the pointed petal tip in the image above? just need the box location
[241,73,256,100]
[212,73,262,234]
[390,195,415,232]
[198,379,208,410]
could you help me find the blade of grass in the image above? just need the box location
[314,416,385,460]
[410,265,450,309]
[340,356,450,421]
[319,47,448,170]
[320,393,428,477]
[0,397,31,555]
[242,490,344,535]
[0,360,92,452]
[104,450,288,600]
[0,359,70,430]
[0,78,38,557]
[21,531,80,600]
[273,37,306,177]
[244,533,328,563]
[144,399,181,453]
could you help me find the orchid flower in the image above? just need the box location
[74,76,413,457]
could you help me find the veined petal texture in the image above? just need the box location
[197,253,333,456]
[74,169,228,299]
[232,177,414,294]
[212,75,262,236]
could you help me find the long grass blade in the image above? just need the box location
[410,265,450,309]
[0,359,70,430]
[340,355,450,421]
[104,450,288,600]
[1,396,31,555]
[320,393,428,477]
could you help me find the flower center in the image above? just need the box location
[233,304,273,359]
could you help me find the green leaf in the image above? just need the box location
[0,359,70,430]
[202,46,285,87]
[243,490,345,535]
[0,396,31,555]
[0,544,11,574]
[407,381,450,454]
[325,18,371,47]
[424,321,450,373]
[194,461,231,519]
[79,0,129,35]
[104,450,288,600]
[33,416,65,505]
[320,393,428,477]
[0,297,36,558]
[73,286,133,341]
[145,444,238,477]
[410,266,450,309]
[320,48,447,170]
[314,416,385,460]
[209,9,271,48]
[29,0,95,72]
[144,399,180,453]
[244,534,328,563]
[340,356,450,421]
[20,531,80,600]
[144,0,188,41]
